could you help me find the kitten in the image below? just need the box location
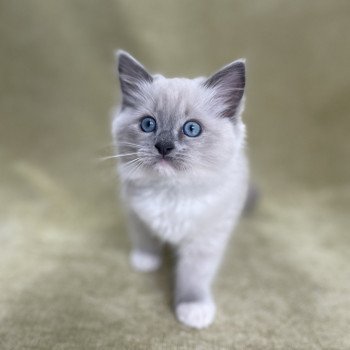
[112,50,249,329]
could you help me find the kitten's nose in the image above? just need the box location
[155,141,174,156]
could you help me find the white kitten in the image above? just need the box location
[112,51,249,329]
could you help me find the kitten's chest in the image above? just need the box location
[125,181,216,243]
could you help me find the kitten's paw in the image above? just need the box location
[130,250,162,272]
[175,300,216,329]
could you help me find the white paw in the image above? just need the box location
[176,300,216,329]
[130,250,162,272]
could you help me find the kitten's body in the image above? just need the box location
[122,159,248,245]
[112,51,249,328]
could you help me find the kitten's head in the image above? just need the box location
[113,50,246,179]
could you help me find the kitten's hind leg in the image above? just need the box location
[127,211,163,272]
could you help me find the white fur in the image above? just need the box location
[130,250,162,272]
[176,299,216,329]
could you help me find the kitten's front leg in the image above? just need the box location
[127,211,163,272]
[175,236,227,329]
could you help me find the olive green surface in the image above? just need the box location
[1,1,349,349]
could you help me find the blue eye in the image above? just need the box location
[140,116,156,133]
[183,120,202,137]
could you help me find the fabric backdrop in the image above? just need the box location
[0,1,349,349]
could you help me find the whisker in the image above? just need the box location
[99,152,139,161]
[124,159,144,178]
[123,157,142,167]
[116,142,141,147]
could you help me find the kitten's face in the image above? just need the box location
[113,51,246,179]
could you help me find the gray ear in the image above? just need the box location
[203,59,246,119]
[116,50,153,108]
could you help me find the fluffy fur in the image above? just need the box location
[112,51,249,329]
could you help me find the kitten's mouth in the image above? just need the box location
[135,154,184,176]
[153,156,178,175]
[156,157,173,167]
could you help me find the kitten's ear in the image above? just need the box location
[203,59,246,119]
[115,50,153,108]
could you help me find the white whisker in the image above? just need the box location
[99,152,139,161]
[123,157,142,166]
[124,159,144,178]
[117,142,141,147]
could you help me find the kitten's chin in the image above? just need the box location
[153,159,177,177]
[120,158,180,180]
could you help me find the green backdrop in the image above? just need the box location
[1,1,349,349]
